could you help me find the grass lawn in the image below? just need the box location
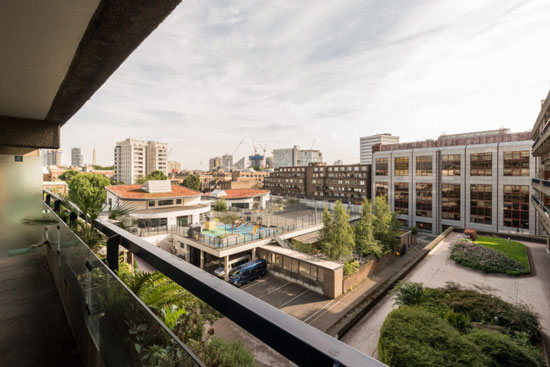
[474,236,530,272]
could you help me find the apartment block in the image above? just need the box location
[146,140,168,176]
[209,156,222,170]
[114,139,147,184]
[221,154,233,170]
[530,89,550,249]
[359,133,400,164]
[71,147,83,167]
[41,149,62,167]
[264,162,370,203]
[372,129,536,235]
[168,160,181,173]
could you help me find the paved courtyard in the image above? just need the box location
[342,232,550,361]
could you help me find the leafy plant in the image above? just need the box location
[214,198,228,212]
[319,201,354,261]
[393,281,425,305]
[181,174,201,191]
[108,201,136,221]
[58,169,79,184]
[354,198,383,258]
[343,260,360,276]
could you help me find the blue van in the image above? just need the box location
[229,259,267,287]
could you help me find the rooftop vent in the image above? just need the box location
[140,180,171,193]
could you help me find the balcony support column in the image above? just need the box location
[200,250,204,269]
[224,256,229,281]
[107,235,121,272]
[251,247,257,260]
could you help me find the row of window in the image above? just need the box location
[148,199,183,207]
[375,151,529,177]
[374,183,529,228]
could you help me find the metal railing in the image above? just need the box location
[42,202,203,367]
[44,190,386,367]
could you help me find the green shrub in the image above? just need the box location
[343,260,360,276]
[214,199,227,212]
[199,336,254,367]
[465,329,546,367]
[444,309,470,332]
[450,239,528,275]
[378,306,483,367]
[393,281,425,305]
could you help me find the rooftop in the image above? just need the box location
[260,245,343,270]
[107,184,200,199]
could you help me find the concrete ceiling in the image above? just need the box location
[0,0,101,120]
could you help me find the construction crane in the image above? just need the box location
[253,137,269,156]
[310,137,316,151]
[226,138,245,156]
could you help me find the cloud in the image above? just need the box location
[62,0,550,168]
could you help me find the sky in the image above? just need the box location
[61,0,550,169]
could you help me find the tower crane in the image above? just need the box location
[226,138,245,156]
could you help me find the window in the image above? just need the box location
[137,218,167,228]
[470,184,492,224]
[416,221,432,232]
[148,200,156,207]
[394,157,409,176]
[158,199,174,206]
[375,158,388,176]
[375,182,388,200]
[442,154,461,176]
[442,184,460,221]
[176,199,182,204]
[503,185,529,229]
[416,156,432,176]
[176,215,190,226]
[394,183,409,214]
[470,152,492,176]
[503,151,529,176]
[415,183,432,218]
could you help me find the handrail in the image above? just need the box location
[43,190,386,367]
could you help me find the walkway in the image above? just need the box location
[0,252,83,366]
[342,232,550,361]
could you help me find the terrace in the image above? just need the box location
[0,1,385,366]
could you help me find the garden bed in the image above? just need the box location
[474,236,530,271]
[450,238,530,275]
[378,282,545,367]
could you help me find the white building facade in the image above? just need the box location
[359,133,400,165]
[372,131,537,235]
[114,139,167,184]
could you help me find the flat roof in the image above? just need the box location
[260,245,343,270]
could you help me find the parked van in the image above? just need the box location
[229,259,267,287]
[214,255,250,278]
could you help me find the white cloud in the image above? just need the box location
[62,0,550,167]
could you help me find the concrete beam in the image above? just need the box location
[0,116,59,149]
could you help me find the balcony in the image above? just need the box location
[532,178,550,197]
[42,190,385,366]
[532,121,550,156]
[531,195,550,234]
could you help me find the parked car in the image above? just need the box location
[214,255,250,278]
[229,259,267,287]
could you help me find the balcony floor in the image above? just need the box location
[0,251,83,367]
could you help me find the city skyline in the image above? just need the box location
[61,0,550,168]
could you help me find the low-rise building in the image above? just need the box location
[106,180,211,229]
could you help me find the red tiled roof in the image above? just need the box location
[106,184,200,199]
[203,189,270,199]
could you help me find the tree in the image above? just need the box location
[146,170,168,181]
[135,175,147,184]
[58,169,79,184]
[355,198,383,258]
[214,198,227,212]
[67,173,110,243]
[92,164,114,170]
[182,174,201,191]
[319,202,354,261]
[218,213,240,235]
[372,196,400,250]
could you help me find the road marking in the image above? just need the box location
[303,298,340,324]
[258,281,291,299]
[241,275,272,290]
[277,289,310,309]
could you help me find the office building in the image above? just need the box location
[209,156,222,170]
[41,148,62,167]
[371,129,535,235]
[359,133,400,164]
[273,145,323,168]
[530,89,550,250]
[264,162,370,203]
[221,154,233,170]
[71,147,83,167]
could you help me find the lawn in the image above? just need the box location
[474,236,530,272]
